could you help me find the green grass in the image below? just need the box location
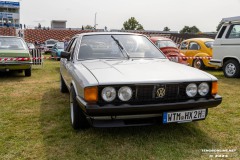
[0,59,239,160]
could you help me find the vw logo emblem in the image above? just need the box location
[156,87,165,98]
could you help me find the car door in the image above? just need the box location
[61,38,78,87]
[185,41,201,58]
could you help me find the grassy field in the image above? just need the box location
[0,59,239,160]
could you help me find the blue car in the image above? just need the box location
[51,42,64,60]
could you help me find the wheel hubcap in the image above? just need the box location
[194,60,202,69]
[226,63,236,76]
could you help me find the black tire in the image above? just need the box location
[223,59,240,78]
[60,75,68,93]
[192,58,205,70]
[70,86,90,130]
[24,68,31,77]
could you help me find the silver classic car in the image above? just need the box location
[60,32,222,130]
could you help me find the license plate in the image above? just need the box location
[163,109,206,123]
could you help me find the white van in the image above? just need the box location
[210,16,240,78]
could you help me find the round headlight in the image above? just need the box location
[198,82,209,96]
[118,86,133,101]
[186,83,197,97]
[101,87,116,102]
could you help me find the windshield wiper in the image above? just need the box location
[111,35,130,59]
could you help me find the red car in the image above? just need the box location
[150,37,188,65]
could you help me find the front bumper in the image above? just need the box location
[76,95,221,127]
[209,59,222,67]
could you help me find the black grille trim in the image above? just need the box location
[97,82,212,106]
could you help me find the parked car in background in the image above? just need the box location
[210,16,240,78]
[179,38,216,69]
[51,42,64,60]
[44,39,58,53]
[27,43,35,50]
[60,32,222,130]
[150,37,187,64]
[0,36,32,76]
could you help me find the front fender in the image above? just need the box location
[71,79,84,101]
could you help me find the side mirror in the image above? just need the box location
[61,51,70,60]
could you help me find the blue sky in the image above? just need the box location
[18,0,240,32]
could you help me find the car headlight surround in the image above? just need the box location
[118,86,133,101]
[198,82,209,96]
[101,87,116,102]
[186,83,197,97]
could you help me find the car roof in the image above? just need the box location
[183,38,214,42]
[74,32,144,37]
[150,36,171,41]
[0,36,22,39]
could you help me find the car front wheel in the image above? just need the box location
[223,59,240,78]
[193,58,205,70]
[70,86,90,130]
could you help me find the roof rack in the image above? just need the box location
[221,16,240,23]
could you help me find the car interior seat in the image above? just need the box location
[78,45,93,59]
[189,43,199,50]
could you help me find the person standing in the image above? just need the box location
[63,37,70,50]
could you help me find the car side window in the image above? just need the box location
[226,24,240,39]
[180,42,188,50]
[65,38,75,52]
[65,38,77,61]
[188,42,200,50]
[217,26,227,38]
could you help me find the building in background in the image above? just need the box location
[0,1,20,28]
[51,20,67,29]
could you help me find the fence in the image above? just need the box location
[30,49,43,67]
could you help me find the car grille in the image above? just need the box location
[98,82,212,105]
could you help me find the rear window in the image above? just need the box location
[0,37,27,50]
[156,40,177,48]
[205,41,213,48]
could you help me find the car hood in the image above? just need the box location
[77,59,216,85]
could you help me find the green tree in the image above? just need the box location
[180,25,200,34]
[123,17,144,30]
[163,26,170,31]
[190,26,200,33]
[85,25,94,29]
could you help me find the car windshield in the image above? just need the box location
[57,42,64,49]
[78,34,165,60]
[46,40,57,45]
[0,37,27,50]
[205,41,213,48]
[157,40,177,48]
